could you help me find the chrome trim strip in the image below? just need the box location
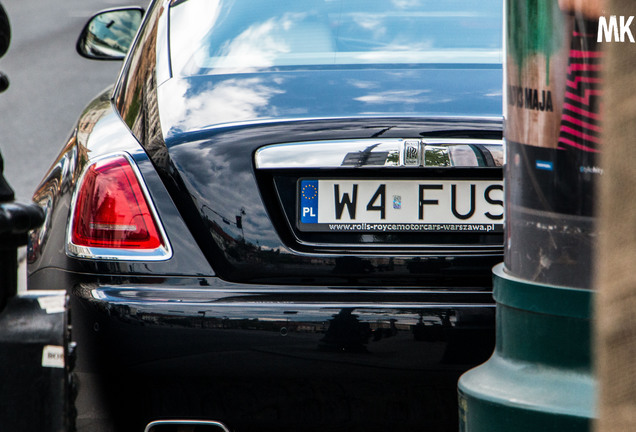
[92,289,495,312]
[66,152,173,261]
[90,287,496,312]
[98,299,496,311]
[92,286,496,298]
[155,0,172,86]
[254,138,503,169]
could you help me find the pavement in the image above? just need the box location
[17,246,26,293]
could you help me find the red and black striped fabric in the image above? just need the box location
[558,19,603,154]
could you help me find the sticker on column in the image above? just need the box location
[42,345,65,369]
[37,295,66,314]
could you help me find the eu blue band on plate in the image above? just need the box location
[300,180,319,223]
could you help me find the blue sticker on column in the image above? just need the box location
[536,160,554,171]
[300,180,319,223]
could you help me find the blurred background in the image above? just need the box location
[0,0,134,201]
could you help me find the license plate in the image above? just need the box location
[298,179,503,233]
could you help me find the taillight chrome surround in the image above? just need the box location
[66,152,172,261]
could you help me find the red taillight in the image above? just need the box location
[71,155,164,250]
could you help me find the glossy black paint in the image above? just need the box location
[65,277,494,432]
[156,67,502,139]
[160,117,503,286]
[27,0,503,430]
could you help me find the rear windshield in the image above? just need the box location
[169,0,502,76]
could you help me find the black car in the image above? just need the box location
[27,1,503,431]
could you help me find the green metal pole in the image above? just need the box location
[458,0,603,429]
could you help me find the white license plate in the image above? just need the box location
[298,179,503,233]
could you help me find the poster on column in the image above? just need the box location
[504,0,603,288]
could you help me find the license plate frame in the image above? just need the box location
[297,178,504,233]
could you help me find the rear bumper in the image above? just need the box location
[61,276,495,432]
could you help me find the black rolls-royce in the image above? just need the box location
[27,0,503,430]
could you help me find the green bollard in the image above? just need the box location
[458,0,604,429]
[458,264,594,431]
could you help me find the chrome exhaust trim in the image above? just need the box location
[145,420,230,432]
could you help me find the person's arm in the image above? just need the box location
[558,0,605,18]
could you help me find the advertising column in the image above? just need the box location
[458,1,601,430]
[506,0,601,288]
